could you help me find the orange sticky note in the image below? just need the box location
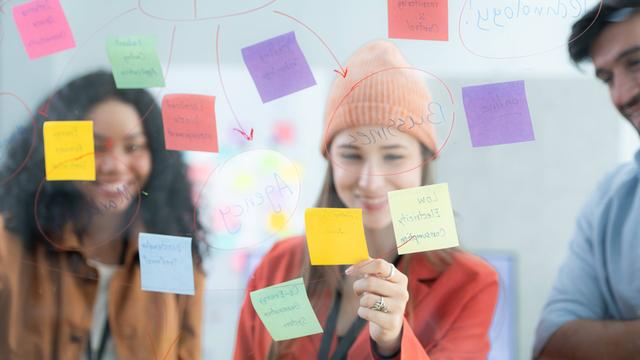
[13,0,76,59]
[304,208,369,265]
[388,0,448,41]
[43,121,95,181]
[161,94,218,152]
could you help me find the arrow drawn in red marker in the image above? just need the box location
[216,24,254,142]
[233,127,254,141]
[273,10,348,79]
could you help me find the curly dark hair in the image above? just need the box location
[568,0,639,64]
[0,70,205,263]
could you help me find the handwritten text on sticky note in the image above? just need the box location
[388,183,459,254]
[388,0,449,41]
[241,31,316,103]
[161,94,218,152]
[106,36,165,89]
[13,0,76,59]
[462,80,535,147]
[305,208,369,265]
[138,233,194,295]
[43,121,95,181]
[250,277,323,341]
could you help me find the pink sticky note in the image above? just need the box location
[13,0,76,59]
[161,94,218,153]
[388,0,448,41]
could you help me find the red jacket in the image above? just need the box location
[234,236,498,359]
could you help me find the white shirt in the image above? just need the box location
[85,260,119,360]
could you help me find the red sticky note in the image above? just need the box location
[13,0,76,59]
[161,94,218,152]
[388,0,448,41]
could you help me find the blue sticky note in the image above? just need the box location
[138,232,194,295]
[461,80,535,147]
[241,31,316,103]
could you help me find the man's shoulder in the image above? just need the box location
[590,160,639,204]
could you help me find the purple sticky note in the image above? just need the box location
[241,32,316,103]
[462,80,535,147]
[13,0,76,60]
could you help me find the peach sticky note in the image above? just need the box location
[388,0,448,41]
[304,208,369,265]
[13,0,76,59]
[388,183,459,254]
[43,121,95,181]
[161,94,218,152]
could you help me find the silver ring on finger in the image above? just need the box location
[370,296,390,313]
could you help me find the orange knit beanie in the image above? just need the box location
[321,40,437,157]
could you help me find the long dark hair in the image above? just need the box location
[0,70,204,263]
[268,146,456,358]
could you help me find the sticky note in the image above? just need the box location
[250,277,323,341]
[138,233,195,295]
[241,31,316,103]
[388,0,448,41]
[304,208,369,265]
[43,121,95,181]
[106,36,165,89]
[388,183,459,254]
[13,0,76,59]
[462,80,535,147]
[161,94,218,152]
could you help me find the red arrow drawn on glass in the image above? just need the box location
[215,24,254,142]
[272,10,348,79]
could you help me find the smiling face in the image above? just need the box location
[592,12,640,133]
[75,98,152,214]
[329,125,425,230]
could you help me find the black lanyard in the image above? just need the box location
[318,257,402,360]
[318,290,367,360]
[85,319,110,360]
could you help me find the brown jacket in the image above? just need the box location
[0,216,204,359]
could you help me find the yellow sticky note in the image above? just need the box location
[304,208,369,265]
[43,121,95,181]
[388,183,459,254]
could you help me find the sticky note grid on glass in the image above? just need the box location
[161,94,218,152]
[13,0,76,59]
[462,80,535,147]
[241,31,316,103]
[305,208,369,265]
[106,36,165,89]
[138,233,195,295]
[388,183,459,254]
[43,121,95,181]
[388,0,449,41]
[250,277,323,341]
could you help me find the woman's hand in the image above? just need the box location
[346,258,409,356]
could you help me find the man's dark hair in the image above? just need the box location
[569,0,640,64]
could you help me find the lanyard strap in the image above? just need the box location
[86,319,110,360]
[318,291,367,360]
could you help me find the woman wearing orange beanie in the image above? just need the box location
[234,40,498,359]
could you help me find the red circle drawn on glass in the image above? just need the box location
[33,152,142,252]
[323,66,456,177]
[0,92,37,186]
[192,148,302,251]
[137,0,280,22]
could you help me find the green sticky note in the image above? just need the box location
[106,36,165,89]
[388,183,459,254]
[249,277,323,341]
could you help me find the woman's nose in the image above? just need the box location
[357,159,384,190]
